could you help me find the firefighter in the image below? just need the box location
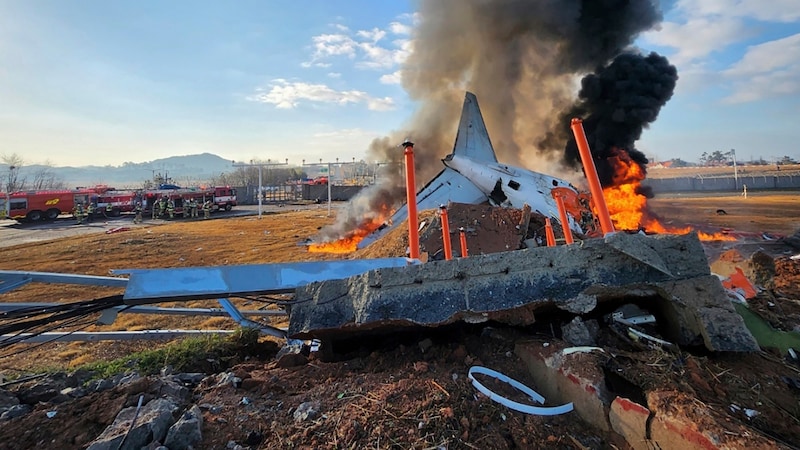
[86,202,94,223]
[189,198,198,218]
[181,196,189,218]
[74,202,84,225]
[202,200,212,219]
[157,196,167,218]
[167,198,175,219]
[133,202,143,224]
[104,202,113,218]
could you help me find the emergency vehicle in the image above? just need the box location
[0,189,94,222]
[92,190,140,217]
[141,186,237,218]
[1,186,235,222]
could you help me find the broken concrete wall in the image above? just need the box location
[289,232,758,352]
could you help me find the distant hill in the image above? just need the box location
[1,153,235,189]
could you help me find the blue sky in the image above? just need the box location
[1,0,798,168]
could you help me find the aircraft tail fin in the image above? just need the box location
[450,92,498,163]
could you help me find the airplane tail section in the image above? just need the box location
[450,92,498,163]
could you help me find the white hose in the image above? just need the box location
[468,366,573,416]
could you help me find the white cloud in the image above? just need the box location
[310,33,357,59]
[723,33,800,103]
[675,0,800,22]
[356,42,397,69]
[249,79,395,111]
[389,21,411,35]
[725,33,800,76]
[642,18,748,65]
[365,97,395,111]
[380,70,402,85]
[302,16,414,72]
[332,23,350,32]
[327,72,341,78]
[639,0,800,105]
[356,27,386,43]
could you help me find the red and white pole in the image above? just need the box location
[439,205,452,260]
[570,118,615,236]
[403,140,420,259]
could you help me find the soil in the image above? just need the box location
[1,195,800,449]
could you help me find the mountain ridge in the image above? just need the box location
[1,153,237,189]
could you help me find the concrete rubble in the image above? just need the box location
[515,340,784,450]
[289,231,759,353]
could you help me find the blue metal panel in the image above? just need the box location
[113,258,417,304]
[0,270,128,294]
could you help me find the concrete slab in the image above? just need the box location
[288,232,757,352]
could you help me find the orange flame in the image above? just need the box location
[602,148,735,241]
[308,205,392,254]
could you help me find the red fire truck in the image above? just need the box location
[141,186,237,218]
[1,186,236,222]
[0,189,94,222]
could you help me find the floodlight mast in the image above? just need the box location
[232,159,289,219]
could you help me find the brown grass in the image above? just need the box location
[2,195,799,375]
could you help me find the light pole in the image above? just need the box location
[303,159,337,216]
[232,159,288,219]
[731,149,738,190]
[3,165,14,220]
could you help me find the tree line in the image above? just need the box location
[2,153,66,192]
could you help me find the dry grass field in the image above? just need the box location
[1,195,800,449]
[646,163,800,179]
[1,193,798,373]
[648,191,800,236]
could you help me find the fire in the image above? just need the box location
[602,148,735,241]
[308,211,391,254]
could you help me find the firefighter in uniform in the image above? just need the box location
[189,198,198,218]
[167,198,175,219]
[157,196,167,219]
[74,202,84,224]
[86,202,94,223]
[203,200,212,219]
[181,196,190,218]
[133,202,143,224]
[104,202,113,218]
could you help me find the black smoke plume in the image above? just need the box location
[561,52,678,187]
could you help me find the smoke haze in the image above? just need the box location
[319,0,676,241]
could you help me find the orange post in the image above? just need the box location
[545,218,556,247]
[570,118,615,236]
[553,193,575,244]
[459,227,468,257]
[439,205,452,260]
[403,141,420,259]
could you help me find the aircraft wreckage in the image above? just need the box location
[0,92,759,355]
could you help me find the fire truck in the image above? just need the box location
[1,186,236,222]
[0,189,94,222]
[141,186,237,218]
[92,189,140,217]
